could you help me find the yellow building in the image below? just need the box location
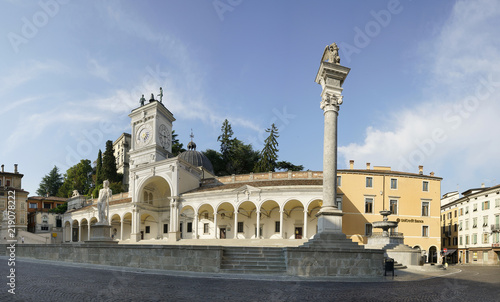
[340,161,442,263]
[0,164,29,240]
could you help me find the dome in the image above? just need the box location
[178,150,214,174]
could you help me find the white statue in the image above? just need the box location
[72,190,80,197]
[97,180,112,225]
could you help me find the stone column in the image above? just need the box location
[194,209,199,239]
[130,207,141,242]
[213,211,218,239]
[62,224,65,243]
[168,197,180,241]
[233,210,238,239]
[303,209,308,239]
[279,210,284,239]
[87,221,91,241]
[314,43,350,235]
[78,224,82,242]
[256,210,261,239]
[120,218,123,240]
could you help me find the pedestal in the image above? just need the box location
[168,231,180,242]
[316,209,343,233]
[87,224,118,244]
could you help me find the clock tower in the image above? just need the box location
[128,98,175,166]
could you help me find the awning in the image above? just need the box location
[444,249,457,256]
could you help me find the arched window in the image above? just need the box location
[143,191,148,203]
[42,216,48,224]
[149,193,153,204]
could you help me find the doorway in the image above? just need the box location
[72,228,78,242]
[220,228,226,239]
[429,246,437,263]
[295,227,303,239]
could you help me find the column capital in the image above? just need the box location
[320,93,343,113]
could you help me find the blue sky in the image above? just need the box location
[1,0,499,197]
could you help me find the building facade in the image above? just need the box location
[0,164,28,240]
[113,133,131,191]
[441,185,500,265]
[27,196,67,240]
[63,100,441,261]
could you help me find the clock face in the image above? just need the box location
[136,124,153,146]
[158,124,171,149]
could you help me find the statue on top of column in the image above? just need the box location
[97,180,112,225]
[321,42,340,64]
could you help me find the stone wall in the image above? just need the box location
[2,244,222,273]
[285,247,385,277]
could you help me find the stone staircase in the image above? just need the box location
[394,260,407,269]
[220,246,287,274]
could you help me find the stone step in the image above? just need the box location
[220,247,287,274]
[221,259,285,266]
[219,268,286,274]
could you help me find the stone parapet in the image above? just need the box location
[285,246,384,277]
[3,244,222,273]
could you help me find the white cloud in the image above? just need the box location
[339,0,500,191]
[87,57,110,82]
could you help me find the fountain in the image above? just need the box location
[365,210,422,267]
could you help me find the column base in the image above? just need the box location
[130,233,141,243]
[87,225,118,244]
[316,208,343,234]
[168,231,180,241]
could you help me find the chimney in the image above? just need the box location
[430,172,435,176]
[14,164,18,174]
[418,165,423,175]
[1,164,3,172]
[349,160,354,169]
[366,162,370,170]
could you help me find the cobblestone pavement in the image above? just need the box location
[1,257,499,302]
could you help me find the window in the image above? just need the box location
[442,214,445,221]
[365,198,373,213]
[336,196,342,210]
[473,203,477,212]
[366,177,373,188]
[482,201,490,210]
[422,225,429,237]
[465,206,469,214]
[44,203,51,209]
[365,224,373,236]
[453,237,458,245]
[422,181,429,191]
[495,233,500,244]
[473,233,477,244]
[473,217,477,228]
[237,222,244,233]
[337,176,341,187]
[483,216,488,227]
[42,216,48,223]
[56,219,62,228]
[448,212,452,219]
[163,224,168,233]
[203,223,209,234]
[421,201,430,216]
[483,233,489,244]
[204,212,209,219]
[389,199,398,215]
[275,221,280,233]
[187,222,193,233]
[454,223,457,232]
[496,198,500,208]
[460,208,463,216]
[390,178,397,189]
[454,210,457,218]
[6,180,11,187]
[465,219,469,230]
[30,203,37,209]
[41,226,49,231]
[465,235,469,245]
[0,179,2,186]
[459,236,463,245]
[145,226,150,233]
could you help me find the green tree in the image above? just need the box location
[217,119,236,174]
[171,130,185,156]
[102,140,119,183]
[254,123,279,172]
[57,159,93,197]
[276,161,303,171]
[231,139,260,175]
[36,166,63,196]
[203,149,225,176]
[95,149,103,185]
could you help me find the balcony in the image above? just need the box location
[491,224,500,232]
